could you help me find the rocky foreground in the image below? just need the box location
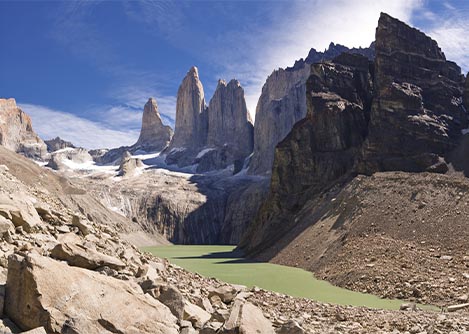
[0,149,468,334]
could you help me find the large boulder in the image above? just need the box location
[0,98,47,160]
[5,253,179,334]
[0,193,42,233]
[221,300,274,334]
[134,98,173,152]
[50,242,126,270]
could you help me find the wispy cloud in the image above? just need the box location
[19,103,139,149]
[424,3,469,72]
[124,0,422,118]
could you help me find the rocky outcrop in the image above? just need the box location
[134,98,173,152]
[357,13,467,174]
[248,44,374,175]
[240,53,373,254]
[118,151,143,177]
[46,147,93,171]
[0,98,47,160]
[170,66,207,150]
[44,136,75,152]
[166,68,254,173]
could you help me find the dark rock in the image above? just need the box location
[44,137,75,152]
[357,13,467,174]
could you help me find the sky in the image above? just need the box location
[1,0,469,149]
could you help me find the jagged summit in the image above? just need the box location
[165,67,254,172]
[134,97,173,152]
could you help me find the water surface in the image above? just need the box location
[143,245,433,310]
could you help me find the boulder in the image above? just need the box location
[19,327,47,334]
[0,216,14,236]
[71,215,92,236]
[0,193,42,232]
[50,243,125,270]
[208,285,238,304]
[184,300,211,329]
[149,284,185,321]
[221,300,274,334]
[5,253,179,334]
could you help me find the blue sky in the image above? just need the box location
[1,0,469,149]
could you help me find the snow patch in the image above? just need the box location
[196,148,215,159]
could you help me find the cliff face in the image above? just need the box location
[240,13,469,256]
[357,13,467,174]
[248,44,374,175]
[170,67,207,150]
[0,98,48,160]
[240,53,373,253]
[166,68,254,173]
[134,98,173,152]
[206,80,254,164]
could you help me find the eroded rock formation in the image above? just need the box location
[240,13,469,262]
[248,43,374,175]
[166,67,254,172]
[44,136,75,152]
[134,98,173,152]
[0,98,47,160]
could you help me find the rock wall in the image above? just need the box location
[240,53,373,254]
[248,44,374,175]
[0,98,47,160]
[44,136,75,152]
[357,13,467,174]
[166,68,254,173]
[240,13,469,256]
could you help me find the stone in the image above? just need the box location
[0,216,14,236]
[0,193,42,233]
[221,300,275,334]
[50,242,126,270]
[208,285,238,303]
[155,284,185,321]
[134,98,173,152]
[71,215,92,236]
[0,98,48,160]
[19,327,47,334]
[277,320,305,334]
[447,303,469,312]
[5,253,179,334]
[184,300,211,329]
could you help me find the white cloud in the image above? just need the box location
[127,0,422,120]
[216,0,423,118]
[19,103,139,149]
[426,14,469,73]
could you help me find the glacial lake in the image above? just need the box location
[143,245,435,311]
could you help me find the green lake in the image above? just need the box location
[143,245,435,311]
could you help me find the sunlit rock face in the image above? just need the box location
[0,98,48,160]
